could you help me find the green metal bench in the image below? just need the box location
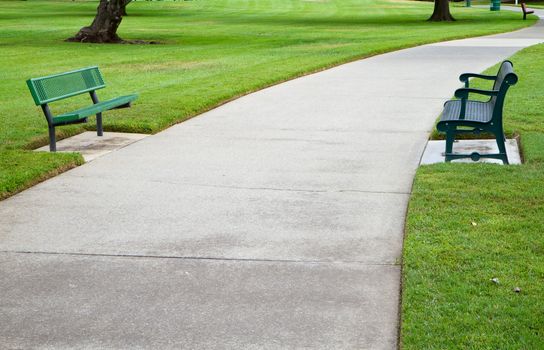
[436,60,518,164]
[27,66,138,152]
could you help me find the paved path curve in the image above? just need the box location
[1,15,543,349]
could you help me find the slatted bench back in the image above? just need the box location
[492,61,516,92]
[26,66,106,106]
[490,61,518,109]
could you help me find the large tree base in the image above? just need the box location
[67,0,127,43]
[428,14,456,21]
[66,30,158,45]
[428,0,456,22]
[66,27,124,43]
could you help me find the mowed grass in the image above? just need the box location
[0,0,535,199]
[511,1,544,9]
[401,44,544,348]
[525,3,544,8]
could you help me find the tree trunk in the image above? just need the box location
[67,0,127,43]
[120,0,132,16]
[428,0,455,21]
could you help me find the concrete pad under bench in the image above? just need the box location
[420,139,521,165]
[35,131,148,162]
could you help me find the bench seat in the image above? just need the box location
[53,94,138,125]
[439,100,494,124]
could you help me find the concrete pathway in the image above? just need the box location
[1,19,543,349]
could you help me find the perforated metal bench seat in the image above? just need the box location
[435,60,518,164]
[53,94,137,125]
[438,100,494,125]
[26,66,138,151]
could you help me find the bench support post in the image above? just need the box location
[495,130,509,164]
[48,126,57,152]
[90,91,103,137]
[41,104,57,152]
[445,129,455,162]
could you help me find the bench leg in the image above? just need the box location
[495,133,509,165]
[48,126,57,152]
[445,130,455,162]
[96,112,103,137]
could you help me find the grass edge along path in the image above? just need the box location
[1,151,84,200]
[0,0,537,200]
[401,43,544,349]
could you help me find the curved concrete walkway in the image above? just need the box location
[1,18,543,349]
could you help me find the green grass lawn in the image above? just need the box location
[0,0,536,199]
[509,0,544,9]
[474,0,544,9]
[498,3,544,10]
[524,2,544,8]
[401,44,544,348]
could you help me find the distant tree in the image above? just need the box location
[67,0,132,43]
[429,0,455,21]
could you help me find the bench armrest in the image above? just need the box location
[459,73,497,87]
[454,87,499,99]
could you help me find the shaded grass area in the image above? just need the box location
[401,44,544,348]
[0,0,534,199]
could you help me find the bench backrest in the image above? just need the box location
[26,66,106,106]
[491,60,518,122]
[521,2,528,12]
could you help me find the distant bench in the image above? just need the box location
[521,2,534,20]
[27,66,138,152]
[436,60,518,164]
